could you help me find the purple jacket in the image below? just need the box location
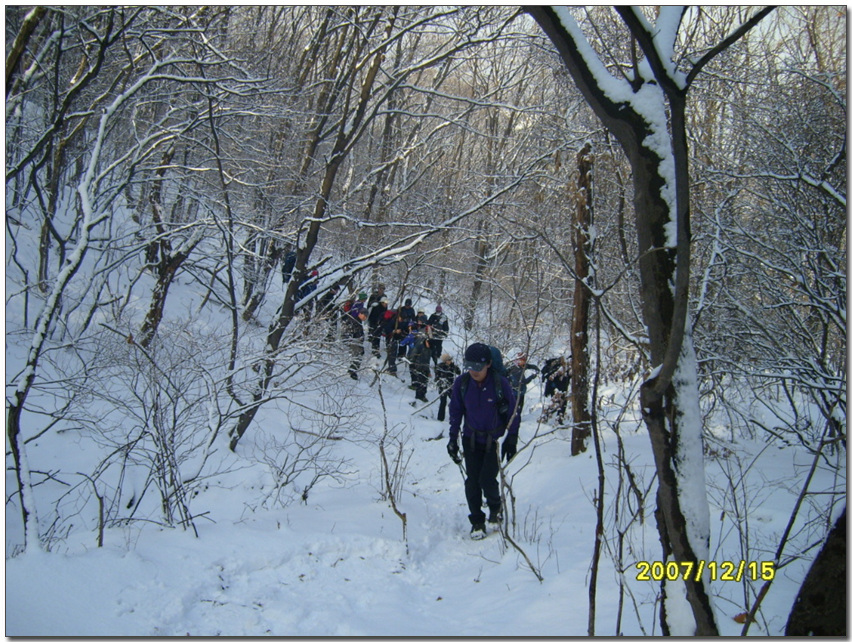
[449,371,520,445]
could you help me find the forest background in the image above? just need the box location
[5,6,846,636]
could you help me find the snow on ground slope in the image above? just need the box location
[6,362,837,636]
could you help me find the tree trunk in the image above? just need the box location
[229,164,338,451]
[240,236,282,323]
[526,8,719,634]
[6,402,41,551]
[139,253,188,348]
[571,142,593,456]
[786,507,846,636]
[6,7,47,94]
[138,145,193,348]
[464,219,489,332]
[230,9,398,450]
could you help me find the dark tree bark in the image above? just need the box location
[239,8,349,323]
[785,507,846,636]
[138,146,195,348]
[138,253,189,348]
[6,7,47,95]
[571,142,593,456]
[464,219,489,332]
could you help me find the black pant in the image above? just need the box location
[411,363,429,400]
[463,440,501,525]
[386,338,400,373]
[437,387,450,421]
[430,339,443,365]
[348,341,364,378]
[369,327,382,357]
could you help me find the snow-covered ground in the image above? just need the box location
[7,348,840,637]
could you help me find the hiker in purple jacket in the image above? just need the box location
[447,342,520,539]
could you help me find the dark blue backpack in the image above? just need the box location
[488,345,507,378]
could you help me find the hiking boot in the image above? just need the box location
[470,522,487,540]
[487,507,502,524]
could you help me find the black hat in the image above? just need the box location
[463,343,491,372]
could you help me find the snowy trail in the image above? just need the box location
[6,360,831,636]
[8,368,583,637]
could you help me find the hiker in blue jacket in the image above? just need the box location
[447,342,520,539]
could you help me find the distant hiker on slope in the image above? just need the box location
[397,299,416,355]
[366,283,386,311]
[506,352,540,416]
[407,327,432,403]
[447,342,520,540]
[367,296,388,358]
[415,309,429,329]
[383,309,406,376]
[541,354,570,423]
[427,305,449,366]
[342,307,368,380]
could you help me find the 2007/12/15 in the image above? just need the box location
[635,560,776,582]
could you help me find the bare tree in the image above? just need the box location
[785,507,846,636]
[527,6,774,634]
[228,6,531,449]
[692,8,846,630]
[5,6,258,550]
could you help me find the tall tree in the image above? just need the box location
[785,507,846,636]
[527,6,773,635]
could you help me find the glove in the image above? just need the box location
[447,439,461,464]
[501,436,517,462]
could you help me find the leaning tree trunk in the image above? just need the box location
[526,7,720,634]
[229,155,341,451]
[464,218,490,332]
[137,145,199,348]
[528,6,773,632]
[571,142,593,456]
[627,106,718,636]
[785,507,846,636]
[138,252,189,348]
[229,9,396,450]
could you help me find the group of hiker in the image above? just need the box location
[337,284,450,392]
[311,275,575,540]
[333,281,573,420]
